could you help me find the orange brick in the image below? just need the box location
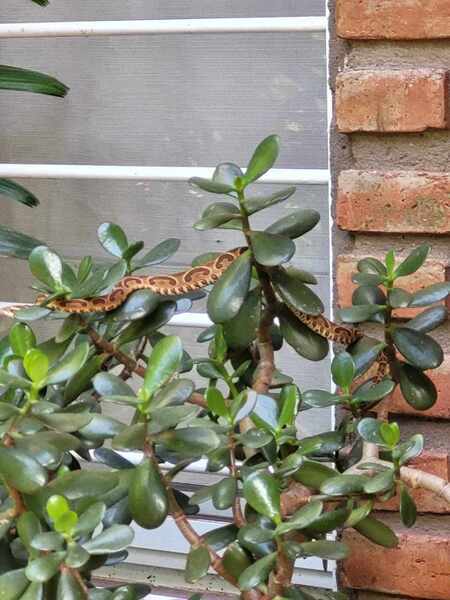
[377,452,450,513]
[336,171,450,234]
[342,514,450,599]
[336,69,449,133]
[336,254,447,318]
[336,0,450,40]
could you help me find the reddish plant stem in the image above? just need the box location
[228,435,246,527]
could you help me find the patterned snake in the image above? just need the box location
[1,247,389,380]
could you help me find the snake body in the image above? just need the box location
[1,247,389,379]
[36,247,361,347]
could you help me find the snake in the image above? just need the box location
[1,247,389,379]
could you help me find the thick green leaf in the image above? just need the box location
[112,424,146,451]
[305,507,350,534]
[395,244,430,278]
[237,523,275,556]
[83,525,134,554]
[251,394,279,433]
[357,418,383,445]
[350,337,386,378]
[111,290,159,321]
[357,257,387,276]
[293,461,337,490]
[392,328,443,370]
[93,373,135,398]
[157,427,220,457]
[185,545,211,583]
[331,352,355,390]
[222,543,252,579]
[279,307,328,361]
[115,301,176,346]
[242,135,279,185]
[144,335,182,399]
[276,501,323,535]
[249,231,295,267]
[399,363,437,410]
[0,65,68,97]
[381,422,401,447]
[0,368,32,390]
[204,524,238,551]
[243,470,281,523]
[97,223,128,258]
[243,187,295,215]
[266,209,320,239]
[223,287,260,349]
[395,434,424,466]
[133,238,180,269]
[213,162,243,187]
[353,379,395,404]
[273,268,323,316]
[37,412,92,433]
[150,378,195,410]
[42,471,118,501]
[17,512,42,553]
[128,460,168,529]
[25,552,66,583]
[31,532,65,552]
[23,349,48,383]
[354,516,398,548]
[189,177,235,194]
[65,543,90,569]
[389,288,412,308]
[364,469,395,495]
[0,178,39,208]
[303,389,342,408]
[79,415,124,442]
[0,447,47,493]
[57,569,85,600]
[338,305,386,323]
[277,384,300,429]
[238,428,273,449]
[207,250,252,323]
[409,282,450,307]
[29,246,65,290]
[0,225,43,260]
[212,478,236,510]
[407,306,448,333]
[63,354,107,404]
[194,203,241,230]
[46,341,89,385]
[238,552,277,590]
[206,388,229,418]
[320,474,368,496]
[285,540,349,561]
[0,568,29,599]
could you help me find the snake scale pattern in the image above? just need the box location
[2,247,388,380]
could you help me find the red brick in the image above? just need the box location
[336,254,447,318]
[336,171,450,234]
[336,0,450,40]
[342,513,450,599]
[336,69,449,133]
[376,356,450,420]
[377,452,450,513]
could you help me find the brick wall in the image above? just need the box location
[329,2,450,598]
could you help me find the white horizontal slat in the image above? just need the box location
[0,17,326,38]
[0,165,328,185]
[0,302,213,328]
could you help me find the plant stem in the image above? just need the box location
[228,434,246,527]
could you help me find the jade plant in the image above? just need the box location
[0,136,449,600]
